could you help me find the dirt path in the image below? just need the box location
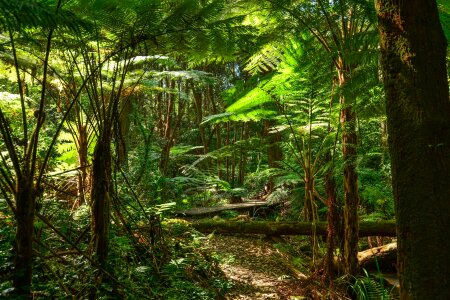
[206,235,307,300]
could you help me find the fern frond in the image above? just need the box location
[0,0,89,33]
[244,43,283,75]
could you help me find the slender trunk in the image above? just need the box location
[116,92,133,168]
[324,151,338,283]
[209,85,222,178]
[192,83,207,154]
[264,120,283,192]
[216,124,222,178]
[156,84,164,137]
[238,123,248,185]
[159,142,172,176]
[304,165,319,267]
[338,66,360,276]
[324,82,340,283]
[91,129,112,267]
[77,125,88,206]
[303,167,316,222]
[376,1,450,298]
[226,122,230,182]
[159,80,175,175]
[231,123,237,186]
[13,177,36,299]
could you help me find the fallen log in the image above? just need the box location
[333,242,398,273]
[358,242,397,271]
[192,220,396,237]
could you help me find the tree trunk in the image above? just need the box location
[13,177,36,299]
[264,120,283,192]
[303,167,316,223]
[231,123,237,186]
[208,85,223,178]
[159,80,175,175]
[192,83,208,154]
[338,66,360,277]
[91,130,112,267]
[116,90,133,168]
[376,1,450,299]
[324,151,339,283]
[216,124,223,179]
[77,125,89,206]
[238,122,249,185]
[226,122,230,182]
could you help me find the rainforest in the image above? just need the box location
[0,0,449,299]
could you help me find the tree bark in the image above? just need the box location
[376,1,450,299]
[77,124,89,206]
[13,177,36,299]
[91,130,112,267]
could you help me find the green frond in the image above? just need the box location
[176,164,231,192]
[244,43,283,75]
[0,0,89,33]
[226,87,273,113]
[202,108,276,123]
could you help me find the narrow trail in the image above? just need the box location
[206,235,308,300]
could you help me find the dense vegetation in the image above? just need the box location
[0,0,449,299]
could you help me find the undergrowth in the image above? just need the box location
[0,196,230,299]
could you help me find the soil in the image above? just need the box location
[206,234,343,300]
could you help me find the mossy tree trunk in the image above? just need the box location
[376,1,450,298]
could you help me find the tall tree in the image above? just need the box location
[249,0,378,275]
[0,1,86,297]
[376,1,450,298]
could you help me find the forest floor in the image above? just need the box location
[205,234,346,300]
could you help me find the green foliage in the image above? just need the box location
[349,269,394,300]
[0,0,405,297]
[219,209,240,219]
[0,0,88,32]
[438,0,450,43]
[0,204,14,296]
[158,221,231,299]
[359,167,394,219]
